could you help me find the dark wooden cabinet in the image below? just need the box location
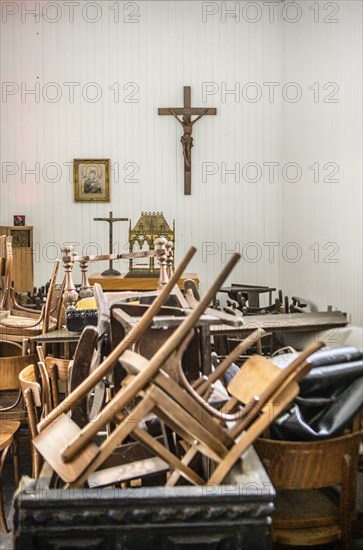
[0,226,34,292]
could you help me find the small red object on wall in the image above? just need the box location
[13,215,25,226]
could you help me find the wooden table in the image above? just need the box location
[89,272,199,292]
[211,311,348,336]
[211,311,348,355]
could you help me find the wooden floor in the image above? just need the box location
[1,452,363,550]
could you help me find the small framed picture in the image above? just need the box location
[74,159,110,202]
[13,215,25,226]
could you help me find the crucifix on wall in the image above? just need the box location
[158,86,217,195]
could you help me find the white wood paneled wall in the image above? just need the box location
[281,0,362,326]
[0,1,361,325]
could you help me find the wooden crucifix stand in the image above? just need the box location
[158,86,217,195]
[94,211,128,276]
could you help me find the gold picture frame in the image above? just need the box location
[74,158,110,202]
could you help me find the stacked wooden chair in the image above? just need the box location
[29,250,324,492]
[0,340,38,533]
[0,236,59,343]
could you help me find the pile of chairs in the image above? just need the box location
[17,250,325,490]
[0,247,361,549]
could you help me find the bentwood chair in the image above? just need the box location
[254,423,361,549]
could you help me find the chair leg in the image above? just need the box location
[12,438,20,486]
[0,445,11,534]
[32,447,42,479]
[0,476,8,534]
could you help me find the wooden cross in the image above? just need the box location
[94,211,128,276]
[158,86,217,195]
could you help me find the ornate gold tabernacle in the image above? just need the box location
[128,212,175,275]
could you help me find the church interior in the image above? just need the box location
[0,1,362,548]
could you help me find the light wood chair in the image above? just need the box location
[0,343,37,532]
[36,345,71,410]
[254,425,361,549]
[18,365,43,478]
[87,340,321,488]
[18,357,73,479]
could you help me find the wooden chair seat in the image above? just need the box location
[273,488,340,528]
[0,312,57,332]
[0,420,20,451]
[274,524,341,546]
[1,237,61,345]
[0,392,27,423]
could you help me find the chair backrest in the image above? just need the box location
[0,236,12,309]
[254,432,361,490]
[0,354,39,391]
[0,340,23,357]
[45,357,70,382]
[0,235,6,277]
[44,356,71,408]
[41,260,60,335]
[227,355,282,404]
[19,364,42,407]
[19,364,44,478]
[254,428,361,549]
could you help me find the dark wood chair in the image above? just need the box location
[254,422,361,549]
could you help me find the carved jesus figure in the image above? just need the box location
[169,109,208,170]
